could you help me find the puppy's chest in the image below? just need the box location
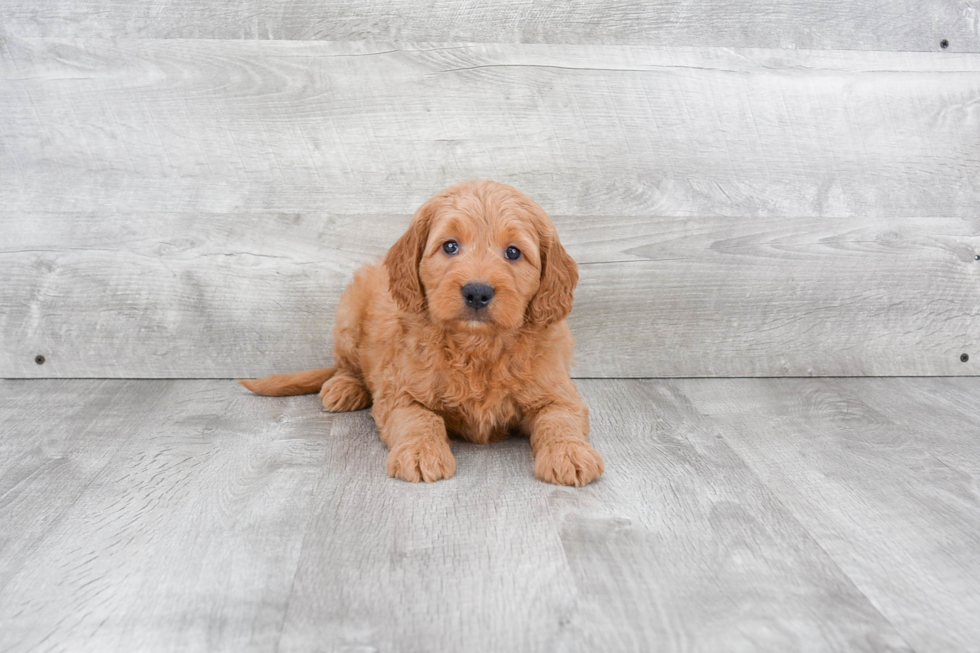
[432,369,525,443]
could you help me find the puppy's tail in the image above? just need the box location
[239,366,337,396]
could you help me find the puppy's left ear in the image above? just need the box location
[527,224,578,327]
[385,196,437,314]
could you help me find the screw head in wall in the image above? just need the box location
[940,39,949,49]
[35,354,46,365]
[961,353,970,363]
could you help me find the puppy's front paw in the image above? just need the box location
[386,438,456,483]
[535,439,604,487]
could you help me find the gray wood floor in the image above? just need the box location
[2,377,978,652]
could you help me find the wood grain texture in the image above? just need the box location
[3,39,979,219]
[0,379,335,652]
[0,39,980,377]
[277,378,913,651]
[2,211,977,378]
[912,377,980,450]
[1,378,937,651]
[2,0,978,51]
[541,379,911,652]
[677,377,980,653]
[3,39,979,378]
[0,380,176,596]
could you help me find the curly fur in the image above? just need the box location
[242,180,603,486]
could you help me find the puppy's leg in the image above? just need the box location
[321,263,376,412]
[375,401,456,482]
[319,372,371,412]
[526,399,604,487]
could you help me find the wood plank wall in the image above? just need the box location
[1,3,978,378]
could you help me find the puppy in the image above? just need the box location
[241,180,603,486]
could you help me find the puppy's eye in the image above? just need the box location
[505,246,521,261]
[442,240,459,255]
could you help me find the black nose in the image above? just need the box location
[462,283,494,310]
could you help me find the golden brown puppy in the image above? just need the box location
[241,180,603,486]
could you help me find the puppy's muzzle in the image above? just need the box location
[461,283,494,310]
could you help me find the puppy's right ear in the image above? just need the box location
[384,196,438,314]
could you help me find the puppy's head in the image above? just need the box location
[385,180,577,331]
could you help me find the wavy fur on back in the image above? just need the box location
[242,180,603,486]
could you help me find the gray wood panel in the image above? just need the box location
[1,378,931,652]
[0,380,179,595]
[677,377,980,653]
[3,37,979,378]
[3,39,979,219]
[539,379,911,652]
[913,377,980,442]
[0,379,335,652]
[2,211,978,378]
[2,0,978,51]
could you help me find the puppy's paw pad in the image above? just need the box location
[386,440,456,483]
[320,376,371,412]
[535,439,604,487]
